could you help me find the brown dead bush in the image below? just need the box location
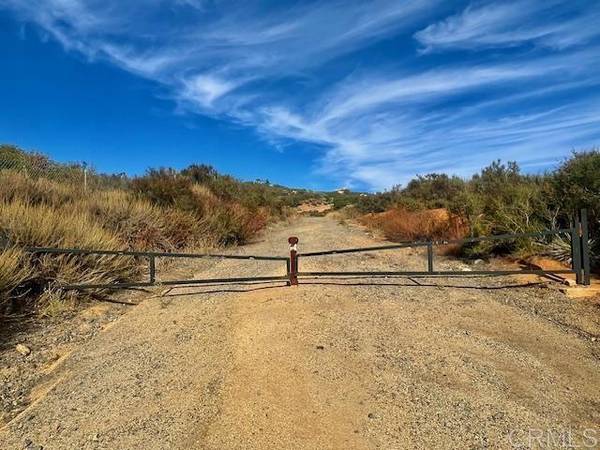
[360,208,468,244]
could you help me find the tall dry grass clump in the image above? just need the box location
[0,175,185,317]
[0,170,83,206]
[0,199,139,300]
[0,159,280,319]
[0,247,31,311]
[360,208,468,242]
[83,190,208,251]
[0,199,123,250]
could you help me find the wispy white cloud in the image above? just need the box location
[252,47,600,189]
[180,74,240,108]
[317,65,543,124]
[415,1,600,52]
[3,0,432,78]
[2,0,600,190]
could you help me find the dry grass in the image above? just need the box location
[190,184,271,245]
[0,247,31,310]
[83,190,207,251]
[0,199,139,287]
[190,184,219,211]
[1,199,122,249]
[0,171,275,320]
[0,170,83,206]
[360,207,468,243]
[0,188,140,317]
[37,286,80,318]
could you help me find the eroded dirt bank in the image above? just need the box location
[1,216,599,449]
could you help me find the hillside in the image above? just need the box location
[2,146,599,324]
[0,144,318,321]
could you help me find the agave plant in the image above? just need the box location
[544,234,573,265]
[543,234,598,268]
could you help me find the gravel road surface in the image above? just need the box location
[1,216,599,449]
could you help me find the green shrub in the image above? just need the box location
[552,150,600,267]
[403,174,466,209]
[130,168,198,211]
[553,151,600,215]
[355,194,393,213]
[130,166,286,244]
[353,158,598,261]
[454,161,551,256]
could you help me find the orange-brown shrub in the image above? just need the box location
[360,207,468,243]
[241,206,270,239]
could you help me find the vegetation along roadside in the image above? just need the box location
[0,145,315,322]
[1,145,599,328]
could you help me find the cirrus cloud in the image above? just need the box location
[1,0,599,190]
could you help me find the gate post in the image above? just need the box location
[288,237,299,286]
[149,255,156,284]
[572,216,583,285]
[580,209,591,286]
[426,242,434,273]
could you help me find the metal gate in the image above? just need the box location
[21,209,592,291]
[288,209,592,286]
[24,247,290,290]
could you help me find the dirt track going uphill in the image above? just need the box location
[1,216,599,449]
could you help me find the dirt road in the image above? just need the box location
[2,216,599,449]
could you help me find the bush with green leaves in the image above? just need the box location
[353,156,599,263]
[552,150,600,265]
[553,151,600,215]
[403,174,466,209]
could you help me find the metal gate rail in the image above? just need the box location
[24,246,290,290]
[291,209,592,286]
[13,209,592,290]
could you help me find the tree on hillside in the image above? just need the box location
[553,150,600,222]
[403,173,466,209]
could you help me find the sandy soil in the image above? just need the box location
[1,216,599,449]
[296,201,334,214]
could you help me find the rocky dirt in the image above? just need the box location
[1,216,599,449]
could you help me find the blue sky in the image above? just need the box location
[1,1,599,192]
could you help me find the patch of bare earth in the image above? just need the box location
[1,216,599,449]
[1,302,130,428]
[296,200,334,215]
